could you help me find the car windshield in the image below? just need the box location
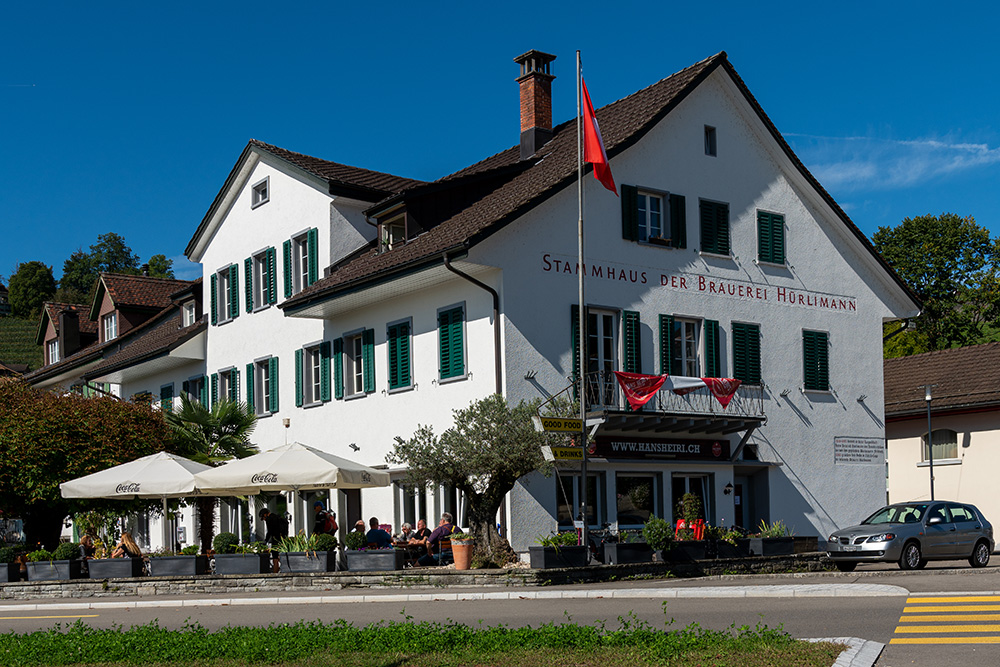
[862,505,927,525]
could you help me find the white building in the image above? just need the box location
[181,50,919,552]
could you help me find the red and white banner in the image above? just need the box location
[612,372,743,409]
[612,371,666,410]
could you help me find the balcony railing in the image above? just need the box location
[581,371,766,421]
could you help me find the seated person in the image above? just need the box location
[353,520,366,534]
[395,523,414,543]
[365,517,393,549]
[111,532,142,559]
[417,512,463,566]
[312,501,338,536]
[78,535,96,560]
[410,518,431,542]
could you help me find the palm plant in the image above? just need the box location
[165,395,258,553]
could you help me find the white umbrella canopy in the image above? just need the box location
[191,442,391,495]
[60,451,213,550]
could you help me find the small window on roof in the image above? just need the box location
[252,177,270,208]
[704,126,717,157]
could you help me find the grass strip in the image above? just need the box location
[0,614,845,666]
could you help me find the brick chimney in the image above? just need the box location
[514,50,556,160]
[58,309,81,359]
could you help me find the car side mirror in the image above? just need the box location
[927,516,943,525]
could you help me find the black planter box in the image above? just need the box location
[1,562,21,582]
[748,537,795,556]
[665,541,708,562]
[279,551,336,573]
[213,553,270,575]
[711,540,750,558]
[148,555,209,577]
[528,545,590,569]
[26,560,83,581]
[792,536,818,553]
[603,542,653,565]
[87,558,144,579]
[344,549,404,571]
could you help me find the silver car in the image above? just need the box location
[827,501,994,572]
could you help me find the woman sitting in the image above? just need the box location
[111,532,142,559]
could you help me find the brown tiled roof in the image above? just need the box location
[83,311,206,379]
[41,303,98,337]
[100,274,192,311]
[884,343,1000,418]
[280,52,918,314]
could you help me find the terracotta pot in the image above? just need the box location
[451,541,473,570]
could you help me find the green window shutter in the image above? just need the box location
[771,213,785,264]
[210,373,218,406]
[669,193,686,249]
[269,356,279,412]
[199,375,208,405]
[160,384,173,413]
[246,362,255,412]
[732,323,761,385]
[319,341,331,402]
[230,369,239,402]
[438,307,464,380]
[295,348,304,407]
[333,338,344,400]
[658,314,675,375]
[182,380,190,398]
[570,304,581,400]
[621,184,639,241]
[307,228,319,286]
[283,239,293,297]
[700,201,730,255]
[244,257,253,312]
[699,201,715,253]
[757,211,772,263]
[210,274,218,325]
[362,328,375,393]
[388,322,411,389]
[622,310,642,373]
[703,320,721,378]
[803,331,829,391]
[715,202,730,255]
[267,247,278,304]
[228,264,239,319]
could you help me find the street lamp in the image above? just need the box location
[924,385,935,501]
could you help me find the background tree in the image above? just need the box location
[7,261,56,319]
[873,213,1000,356]
[165,395,258,553]
[56,249,99,304]
[0,379,171,549]
[145,254,175,279]
[90,232,141,275]
[389,394,562,565]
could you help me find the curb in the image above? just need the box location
[807,637,885,667]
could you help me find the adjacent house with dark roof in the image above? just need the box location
[885,343,1000,524]
[185,49,919,551]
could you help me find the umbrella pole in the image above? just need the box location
[162,496,170,552]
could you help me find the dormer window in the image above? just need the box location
[47,340,60,364]
[181,300,197,327]
[102,313,118,342]
[251,177,269,208]
[380,214,406,252]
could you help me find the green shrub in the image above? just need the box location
[180,545,200,556]
[52,542,79,561]
[344,531,366,551]
[534,531,579,548]
[755,519,792,538]
[25,549,52,562]
[0,546,20,563]
[313,533,338,552]
[212,532,239,555]
[642,516,674,551]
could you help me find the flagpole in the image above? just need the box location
[576,50,589,553]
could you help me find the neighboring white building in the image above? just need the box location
[185,50,919,552]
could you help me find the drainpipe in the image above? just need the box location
[443,252,507,539]
[442,253,502,395]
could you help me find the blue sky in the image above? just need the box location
[3,2,999,284]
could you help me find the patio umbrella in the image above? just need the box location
[60,451,212,550]
[191,442,391,495]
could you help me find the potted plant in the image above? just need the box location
[25,543,84,581]
[212,533,269,575]
[0,546,22,583]
[148,545,210,577]
[602,529,653,565]
[748,520,794,556]
[528,531,589,569]
[703,524,749,558]
[449,532,474,570]
[87,552,145,579]
[343,531,404,571]
[669,494,707,561]
[642,516,674,562]
[275,531,337,573]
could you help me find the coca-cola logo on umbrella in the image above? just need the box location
[361,472,372,484]
[251,473,278,484]
[116,482,141,494]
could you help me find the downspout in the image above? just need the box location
[443,252,507,539]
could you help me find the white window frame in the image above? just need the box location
[380,214,406,252]
[216,267,233,324]
[254,357,272,416]
[252,249,270,311]
[47,339,60,364]
[181,300,197,327]
[587,308,618,408]
[704,125,717,156]
[673,317,700,377]
[102,312,118,342]
[303,344,323,406]
[218,367,235,401]
[636,190,666,244]
[292,232,310,295]
[186,375,204,403]
[251,176,269,209]
[344,331,365,398]
[921,428,960,464]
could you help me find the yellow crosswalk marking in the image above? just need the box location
[903,604,1000,612]
[896,624,1000,633]
[907,596,1000,603]
[891,637,1000,645]
[899,614,1000,622]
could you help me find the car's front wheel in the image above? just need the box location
[969,540,991,568]
[899,541,922,570]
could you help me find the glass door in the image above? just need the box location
[587,311,617,407]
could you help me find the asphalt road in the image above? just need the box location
[3,560,1000,666]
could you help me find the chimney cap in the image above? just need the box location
[514,50,556,81]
